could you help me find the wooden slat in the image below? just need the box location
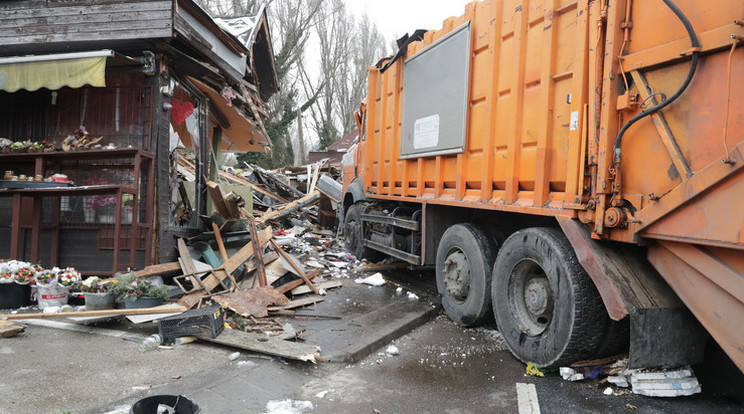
[270,239,319,294]
[206,180,233,219]
[267,296,325,311]
[1,306,187,320]
[275,270,322,294]
[256,192,320,226]
[212,223,238,289]
[134,262,182,277]
[177,238,201,288]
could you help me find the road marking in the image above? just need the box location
[516,383,541,414]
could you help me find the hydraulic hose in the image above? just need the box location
[612,0,700,163]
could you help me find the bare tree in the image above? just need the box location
[298,2,387,153]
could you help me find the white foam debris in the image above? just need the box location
[386,345,400,356]
[264,399,314,414]
[354,272,386,286]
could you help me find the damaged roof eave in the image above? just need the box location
[187,76,271,153]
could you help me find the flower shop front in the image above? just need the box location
[0,0,277,276]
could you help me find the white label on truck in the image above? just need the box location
[413,114,440,149]
[569,111,579,131]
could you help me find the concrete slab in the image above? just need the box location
[278,277,440,363]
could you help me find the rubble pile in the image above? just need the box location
[0,159,408,364]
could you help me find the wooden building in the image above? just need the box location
[0,0,278,275]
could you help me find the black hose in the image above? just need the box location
[612,0,700,163]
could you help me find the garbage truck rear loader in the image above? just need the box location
[341,0,744,371]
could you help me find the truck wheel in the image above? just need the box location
[436,224,496,327]
[492,228,606,368]
[343,203,381,262]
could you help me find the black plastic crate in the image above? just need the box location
[157,305,224,340]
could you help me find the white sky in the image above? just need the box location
[344,0,476,40]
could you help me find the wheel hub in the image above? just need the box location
[443,251,470,302]
[508,259,554,336]
[525,278,550,315]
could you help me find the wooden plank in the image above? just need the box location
[223,226,273,274]
[270,239,319,294]
[256,192,321,226]
[177,239,201,288]
[0,320,26,337]
[275,270,321,294]
[290,280,343,296]
[134,262,182,277]
[219,170,290,204]
[355,262,408,272]
[179,227,273,309]
[267,296,325,311]
[206,180,233,219]
[212,223,238,289]
[308,163,321,195]
[245,213,268,287]
[198,328,320,362]
[1,306,188,320]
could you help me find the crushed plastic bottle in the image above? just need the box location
[139,334,163,352]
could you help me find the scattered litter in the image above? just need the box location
[560,367,585,382]
[526,362,545,377]
[315,389,333,399]
[407,292,419,300]
[355,273,386,286]
[386,345,400,356]
[264,399,314,414]
[629,367,701,397]
[229,352,241,361]
[395,287,403,295]
[603,387,613,396]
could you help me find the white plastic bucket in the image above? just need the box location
[37,285,69,310]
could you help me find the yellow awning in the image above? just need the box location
[0,51,113,92]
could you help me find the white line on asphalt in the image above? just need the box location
[516,383,541,414]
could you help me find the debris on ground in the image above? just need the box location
[558,356,702,398]
[526,362,545,377]
[0,159,414,364]
[355,273,386,287]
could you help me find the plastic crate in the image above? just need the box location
[157,305,224,340]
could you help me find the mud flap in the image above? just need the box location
[630,307,708,369]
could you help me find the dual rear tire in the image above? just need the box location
[436,225,615,368]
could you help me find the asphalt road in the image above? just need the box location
[1,268,742,414]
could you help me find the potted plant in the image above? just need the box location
[110,272,169,309]
[77,276,114,310]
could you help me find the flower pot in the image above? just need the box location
[84,292,114,310]
[117,296,164,309]
[37,284,69,310]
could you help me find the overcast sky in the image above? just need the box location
[344,0,475,40]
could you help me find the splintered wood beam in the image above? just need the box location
[177,239,201,288]
[247,215,268,287]
[270,239,319,294]
[275,270,322,294]
[134,262,182,277]
[179,226,273,309]
[1,306,188,320]
[223,226,273,274]
[219,170,290,204]
[211,222,238,290]
[256,192,320,226]
[206,180,234,218]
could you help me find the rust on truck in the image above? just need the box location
[343,0,744,372]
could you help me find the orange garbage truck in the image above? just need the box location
[341,0,744,371]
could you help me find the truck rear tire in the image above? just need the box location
[436,224,496,327]
[492,228,606,368]
[343,203,382,262]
